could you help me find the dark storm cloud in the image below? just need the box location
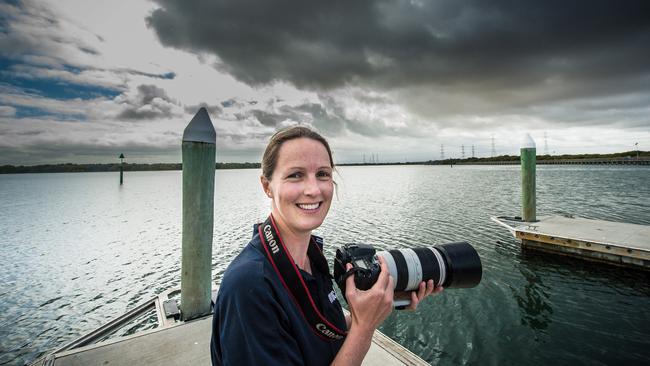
[147,0,650,94]
[116,84,179,120]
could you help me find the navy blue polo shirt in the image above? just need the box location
[211,225,347,365]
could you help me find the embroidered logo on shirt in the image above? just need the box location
[328,290,338,304]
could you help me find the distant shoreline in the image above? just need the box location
[1,151,648,174]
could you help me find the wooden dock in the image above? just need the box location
[38,317,427,366]
[30,286,429,366]
[491,215,650,269]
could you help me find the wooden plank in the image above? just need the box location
[521,239,649,268]
[364,331,429,366]
[50,316,430,366]
[516,230,650,261]
[53,318,211,366]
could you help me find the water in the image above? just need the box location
[1,165,649,365]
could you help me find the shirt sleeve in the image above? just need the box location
[213,263,304,366]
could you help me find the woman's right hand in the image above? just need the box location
[344,255,394,334]
[331,256,395,365]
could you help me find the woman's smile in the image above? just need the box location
[297,202,321,211]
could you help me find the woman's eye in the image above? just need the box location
[287,172,302,179]
[317,171,332,179]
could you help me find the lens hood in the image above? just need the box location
[435,242,482,288]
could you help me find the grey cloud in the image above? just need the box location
[184,103,222,117]
[122,69,176,80]
[221,99,235,108]
[0,1,87,62]
[0,106,17,117]
[138,85,170,105]
[251,110,286,127]
[0,1,175,94]
[78,46,99,56]
[221,98,247,108]
[243,98,410,138]
[0,118,182,165]
[246,102,349,134]
[291,101,347,136]
[147,0,650,95]
[0,141,179,164]
[116,84,179,121]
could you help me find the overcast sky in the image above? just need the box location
[1,0,649,165]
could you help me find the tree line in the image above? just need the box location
[1,151,647,174]
[0,162,261,174]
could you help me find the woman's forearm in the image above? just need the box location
[331,326,374,366]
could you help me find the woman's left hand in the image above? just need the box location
[394,280,443,311]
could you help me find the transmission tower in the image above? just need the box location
[491,135,496,157]
[461,145,465,159]
[471,145,475,158]
[440,144,445,160]
[544,131,549,155]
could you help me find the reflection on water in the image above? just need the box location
[511,264,553,332]
[1,166,649,366]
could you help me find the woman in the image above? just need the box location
[211,126,441,365]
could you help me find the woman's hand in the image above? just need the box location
[332,256,394,366]
[394,280,443,311]
[344,255,394,334]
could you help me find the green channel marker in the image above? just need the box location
[181,108,216,321]
[521,133,536,222]
[119,153,125,185]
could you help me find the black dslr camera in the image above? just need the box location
[333,244,381,293]
[333,242,483,306]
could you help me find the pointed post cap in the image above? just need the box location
[521,133,536,149]
[119,153,125,159]
[183,107,216,144]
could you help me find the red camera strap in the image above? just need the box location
[258,215,347,341]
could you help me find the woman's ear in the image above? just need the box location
[260,175,272,198]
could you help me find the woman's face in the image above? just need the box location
[262,137,333,237]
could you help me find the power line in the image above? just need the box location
[544,131,549,155]
[491,135,496,157]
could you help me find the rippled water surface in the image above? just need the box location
[1,166,649,365]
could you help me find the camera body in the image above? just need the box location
[333,244,381,293]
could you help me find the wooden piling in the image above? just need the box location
[180,108,216,320]
[521,134,536,222]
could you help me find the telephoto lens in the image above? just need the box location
[377,242,482,291]
[333,242,482,301]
